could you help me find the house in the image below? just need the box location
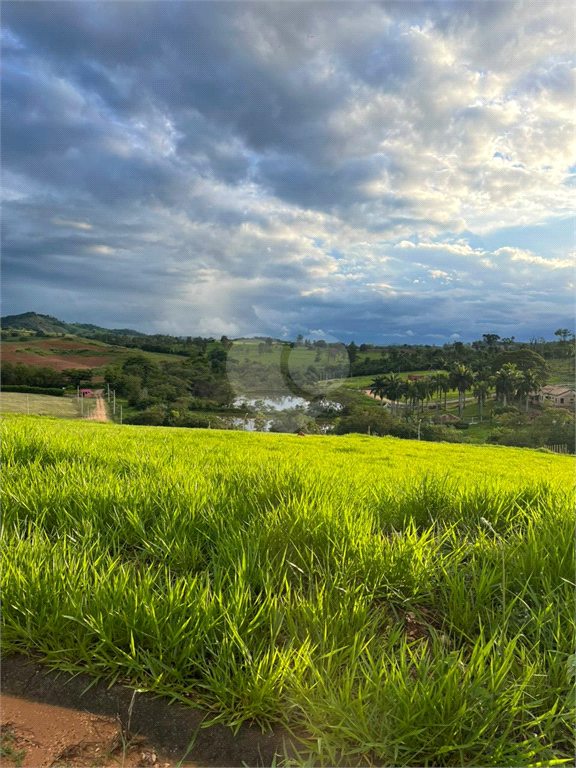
[79,388,93,398]
[535,385,575,408]
[407,374,426,381]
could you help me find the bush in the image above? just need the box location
[1,385,65,396]
[492,404,520,415]
[125,405,167,426]
[334,408,396,436]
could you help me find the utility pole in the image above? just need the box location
[417,419,422,441]
[113,390,116,415]
[77,385,80,400]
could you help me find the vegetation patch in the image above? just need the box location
[2,416,574,767]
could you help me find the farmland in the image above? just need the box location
[1,335,188,373]
[0,392,81,419]
[2,415,574,766]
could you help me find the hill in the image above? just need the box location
[1,311,144,337]
[2,415,574,767]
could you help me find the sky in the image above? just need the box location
[2,1,574,344]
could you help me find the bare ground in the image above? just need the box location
[85,391,110,422]
[1,654,297,767]
[1,695,180,767]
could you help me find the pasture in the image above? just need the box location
[0,392,81,419]
[2,416,574,767]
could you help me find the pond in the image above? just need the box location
[226,396,343,433]
[233,395,310,411]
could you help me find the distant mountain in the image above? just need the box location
[1,312,144,337]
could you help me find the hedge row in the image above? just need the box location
[1,385,65,396]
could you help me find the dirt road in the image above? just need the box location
[84,390,110,422]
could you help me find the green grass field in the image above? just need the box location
[2,416,574,767]
[0,392,82,419]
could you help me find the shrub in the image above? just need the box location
[125,405,167,426]
[1,385,65,396]
[492,404,520,415]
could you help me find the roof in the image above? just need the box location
[540,385,575,396]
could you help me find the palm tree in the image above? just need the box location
[516,368,544,412]
[369,376,387,406]
[472,378,491,419]
[414,379,429,413]
[429,374,441,412]
[422,377,435,412]
[403,380,418,413]
[435,372,450,411]
[493,363,523,406]
[382,373,406,416]
[448,364,475,418]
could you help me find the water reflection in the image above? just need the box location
[234,396,309,411]
[228,395,342,433]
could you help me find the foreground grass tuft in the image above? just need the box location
[2,415,574,767]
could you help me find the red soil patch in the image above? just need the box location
[0,695,181,767]
[1,351,114,370]
[3,340,108,353]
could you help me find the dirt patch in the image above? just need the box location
[1,352,114,370]
[1,695,178,767]
[1,655,299,767]
[85,391,110,422]
[403,606,443,644]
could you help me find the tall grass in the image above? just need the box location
[2,415,574,766]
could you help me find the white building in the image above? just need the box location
[537,385,575,407]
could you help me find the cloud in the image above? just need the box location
[1,1,573,342]
[495,247,575,270]
[52,218,93,230]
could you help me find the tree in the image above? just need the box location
[554,328,574,358]
[382,373,406,416]
[253,412,268,431]
[429,373,447,413]
[516,368,544,412]
[554,328,573,342]
[448,364,475,418]
[482,333,500,350]
[437,372,451,411]
[493,363,523,406]
[62,368,93,388]
[491,349,549,381]
[403,380,418,413]
[413,379,429,413]
[472,378,491,419]
[347,341,359,364]
[369,376,387,406]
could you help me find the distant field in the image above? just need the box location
[1,335,188,372]
[2,416,574,767]
[0,392,81,419]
